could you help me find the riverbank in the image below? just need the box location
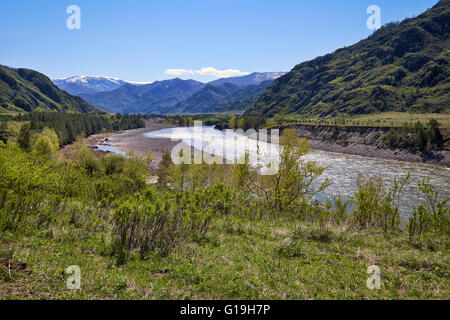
[82,121,450,171]
[282,124,450,168]
[85,119,179,167]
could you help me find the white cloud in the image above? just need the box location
[125,81,153,85]
[164,68,194,76]
[194,67,250,79]
[165,67,250,79]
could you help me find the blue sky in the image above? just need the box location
[0,0,439,83]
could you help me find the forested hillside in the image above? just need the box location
[170,80,275,114]
[213,80,275,113]
[246,0,450,117]
[171,83,242,113]
[0,112,145,147]
[0,65,100,113]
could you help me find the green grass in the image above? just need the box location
[4,121,28,138]
[1,218,448,299]
[264,112,450,144]
[350,112,450,129]
[266,112,450,129]
[0,120,448,300]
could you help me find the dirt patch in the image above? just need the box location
[70,119,180,168]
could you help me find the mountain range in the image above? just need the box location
[54,72,285,114]
[246,0,450,117]
[208,72,286,86]
[0,65,100,113]
[4,1,448,117]
[172,80,275,114]
[52,76,151,96]
[79,78,206,114]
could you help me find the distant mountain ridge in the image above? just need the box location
[208,72,285,86]
[246,0,450,117]
[0,65,100,113]
[172,80,275,114]
[171,82,242,114]
[80,78,206,114]
[213,80,275,113]
[77,72,286,114]
[52,76,152,96]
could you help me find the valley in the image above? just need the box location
[0,0,449,303]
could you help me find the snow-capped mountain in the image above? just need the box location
[208,72,286,86]
[52,76,152,96]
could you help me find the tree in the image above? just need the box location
[18,124,31,152]
[0,121,8,143]
[33,135,57,158]
[236,128,329,215]
[428,119,443,148]
[228,116,237,129]
[414,121,427,152]
[155,150,173,188]
[40,128,60,150]
[237,118,246,130]
[273,114,283,127]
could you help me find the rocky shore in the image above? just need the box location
[86,119,180,167]
[285,124,450,168]
[83,120,449,169]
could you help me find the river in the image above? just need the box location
[124,126,448,219]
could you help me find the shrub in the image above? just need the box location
[113,189,177,260]
[103,154,125,175]
[427,119,443,148]
[414,121,427,152]
[17,124,31,151]
[408,178,449,242]
[235,128,329,216]
[326,195,350,225]
[33,135,57,158]
[75,145,101,176]
[112,183,231,263]
[352,173,409,232]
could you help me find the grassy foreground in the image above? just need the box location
[1,219,448,299]
[0,127,448,300]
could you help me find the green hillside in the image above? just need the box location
[213,80,274,112]
[171,83,242,114]
[0,65,100,113]
[246,0,450,117]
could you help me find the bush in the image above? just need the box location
[112,183,231,263]
[408,178,449,242]
[103,155,125,175]
[75,145,101,176]
[235,128,329,216]
[33,135,57,158]
[352,173,409,232]
[113,189,178,260]
[383,120,444,152]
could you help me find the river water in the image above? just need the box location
[141,126,449,218]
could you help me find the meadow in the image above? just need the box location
[0,124,448,299]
